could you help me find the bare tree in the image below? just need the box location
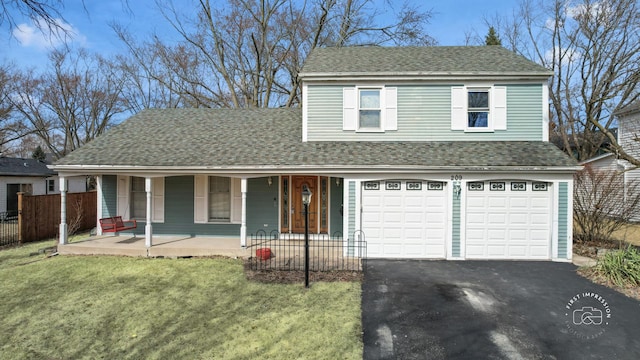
[114,0,435,109]
[0,0,66,33]
[574,164,640,242]
[0,64,34,154]
[493,0,640,164]
[7,48,127,158]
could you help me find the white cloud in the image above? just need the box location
[12,18,87,50]
[544,45,582,66]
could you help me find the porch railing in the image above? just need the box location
[247,230,366,272]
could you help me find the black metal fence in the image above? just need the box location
[0,211,19,247]
[247,230,366,272]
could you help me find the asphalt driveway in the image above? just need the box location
[362,260,640,359]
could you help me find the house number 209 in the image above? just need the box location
[451,175,462,180]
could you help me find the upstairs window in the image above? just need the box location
[343,86,397,132]
[468,90,489,128]
[359,89,381,129]
[451,85,507,132]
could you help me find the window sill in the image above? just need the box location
[464,128,494,133]
[355,128,385,133]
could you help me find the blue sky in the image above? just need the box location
[0,0,517,71]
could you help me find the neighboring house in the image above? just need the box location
[51,46,578,261]
[580,101,640,220]
[0,157,90,216]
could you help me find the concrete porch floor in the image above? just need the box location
[58,235,248,258]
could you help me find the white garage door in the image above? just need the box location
[465,181,552,259]
[362,180,447,258]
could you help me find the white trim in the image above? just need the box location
[240,178,247,247]
[492,86,507,130]
[552,181,559,260]
[145,177,152,248]
[542,81,550,141]
[459,179,467,259]
[299,74,552,82]
[343,87,357,131]
[96,175,103,235]
[52,165,582,175]
[194,175,207,223]
[59,175,68,245]
[151,177,165,223]
[446,179,454,259]
[302,83,309,142]
[117,175,130,219]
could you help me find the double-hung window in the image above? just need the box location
[359,89,381,130]
[208,176,231,222]
[130,176,146,219]
[343,86,397,132]
[467,89,490,128]
[451,85,507,132]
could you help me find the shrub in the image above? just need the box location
[595,246,640,287]
[574,164,640,242]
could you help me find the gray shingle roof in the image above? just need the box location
[299,46,552,77]
[0,157,56,176]
[54,109,577,171]
[615,101,640,116]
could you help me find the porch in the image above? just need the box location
[58,235,248,258]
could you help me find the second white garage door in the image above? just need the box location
[362,180,447,258]
[465,181,552,259]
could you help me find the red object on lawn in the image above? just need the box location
[256,248,272,260]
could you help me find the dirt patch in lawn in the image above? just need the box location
[573,239,625,258]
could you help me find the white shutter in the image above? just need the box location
[384,87,398,131]
[194,175,207,223]
[231,177,242,223]
[117,175,130,219]
[343,87,357,130]
[493,86,507,130]
[152,177,165,223]
[451,86,467,130]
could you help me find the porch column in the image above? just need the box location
[96,175,103,236]
[145,177,152,248]
[240,178,247,247]
[59,176,68,245]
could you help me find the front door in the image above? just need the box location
[291,176,318,233]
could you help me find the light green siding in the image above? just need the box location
[452,190,461,257]
[102,175,117,217]
[306,84,543,141]
[246,177,279,235]
[127,176,240,236]
[330,177,344,236]
[558,182,568,259]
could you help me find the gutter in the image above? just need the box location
[50,164,582,176]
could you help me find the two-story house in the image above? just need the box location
[51,46,578,261]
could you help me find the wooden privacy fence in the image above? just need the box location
[17,191,97,243]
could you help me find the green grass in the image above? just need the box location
[595,245,640,287]
[0,240,362,359]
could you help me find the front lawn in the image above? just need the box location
[0,241,362,359]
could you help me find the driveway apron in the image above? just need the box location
[362,260,640,359]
